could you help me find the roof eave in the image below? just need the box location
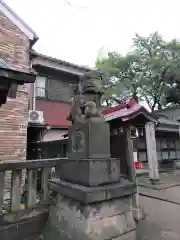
[31,51,96,75]
[121,111,157,123]
[156,124,180,133]
[0,67,36,83]
[0,0,38,44]
[30,36,39,47]
[104,107,157,124]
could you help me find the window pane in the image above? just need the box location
[138,140,146,149]
[175,140,180,150]
[157,151,162,161]
[138,152,147,162]
[162,151,169,160]
[177,150,180,158]
[168,139,175,149]
[36,76,46,97]
[36,76,46,88]
[47,79,72,102]
[161,139,168,149]
[170,151,176,159]
[156,140,161,151]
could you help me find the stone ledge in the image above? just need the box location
[0,208,48,240]
[48,179,137,204]
[0,206,48,224]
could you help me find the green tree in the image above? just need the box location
[96,32,180,111]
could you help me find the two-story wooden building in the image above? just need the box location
[27,51,95,159]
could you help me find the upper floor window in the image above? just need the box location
[36,76,46,97]
[47,78,72,102]
[35,75,73,102]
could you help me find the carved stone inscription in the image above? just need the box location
[72,130,84,152]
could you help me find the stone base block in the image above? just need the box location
[55,158,120,186]
[43,194,136,240]
[48,179,137,203]
[68,121,111,160]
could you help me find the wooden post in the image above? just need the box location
[124,125,143,221]
[27,169,37,208]
[41,167,51,203]
[124,125,136,181]
[11,170,22,212]
[0,172,5,213]
[145,121,159,182]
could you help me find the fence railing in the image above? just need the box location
[0,158,66,214]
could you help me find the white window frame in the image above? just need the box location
[36,76,46,97]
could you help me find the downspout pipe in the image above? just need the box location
[32,81,36,110]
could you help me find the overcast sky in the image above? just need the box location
[5,0,180,67]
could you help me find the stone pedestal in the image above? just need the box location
[68,119,111,160]
[43,118,137,239]
[43,179,137,240]
[56,119,121,186]
[43,71,138,240]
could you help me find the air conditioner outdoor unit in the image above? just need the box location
[28,110,44,124]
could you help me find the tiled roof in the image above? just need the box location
[102,103,127,115]
[102,99,156,122]
[103,104,142,122]
[36,100,71,127]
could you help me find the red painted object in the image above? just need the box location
[134,161,143,169]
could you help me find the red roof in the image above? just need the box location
[103,103,142,121]
[102,103,127,115]
[36,100,72,127]
[103,99,156,122]
[102,99,138,115]
[36,98,156,128]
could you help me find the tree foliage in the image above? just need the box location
[96,32,180,111]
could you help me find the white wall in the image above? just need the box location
[42,129,67,142]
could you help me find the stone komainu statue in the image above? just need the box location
[67,70,105,124]
[84,101,101,118]
[80,70,105,95]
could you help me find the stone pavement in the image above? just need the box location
[136,172,180,239]
[137,195,180,239]
[138,171,180,190]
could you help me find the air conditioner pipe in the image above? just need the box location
[32,82,36,110]
[30,59,36,111]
